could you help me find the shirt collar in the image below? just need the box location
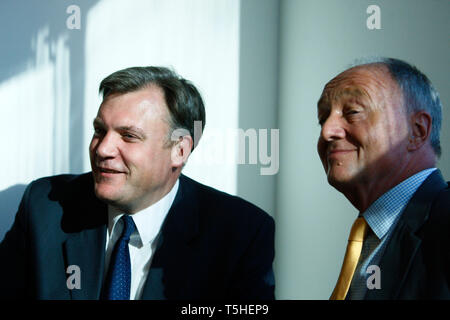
[362,168,437,240]
[108,179,179,247]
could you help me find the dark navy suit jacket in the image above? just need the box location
[0,173,275,300]
[364,170,450,299]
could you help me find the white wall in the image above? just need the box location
[82,0,241,195]
[238,0,279,215]
[275,0,450,299]
[0,0,93,240]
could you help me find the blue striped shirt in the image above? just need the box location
[347,168,437,300]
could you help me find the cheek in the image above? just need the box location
[89,138,97,157]
[123,146,156,172]
[317,139,326,159]
[317,140,329,170]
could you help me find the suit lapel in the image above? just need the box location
[365,170,447,299]
[365,220,421,299]
[141,175,200,299]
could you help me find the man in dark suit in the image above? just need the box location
[0,66,275,300]
[317,58,449,299]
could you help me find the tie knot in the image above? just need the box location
[120,214,136,242]
[348,217,367,242]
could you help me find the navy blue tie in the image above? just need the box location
[102,214,136,300]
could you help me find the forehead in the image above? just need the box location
[98,86,169,121]
[318,65,395,107]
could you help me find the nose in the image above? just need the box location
[320,112,346,142]
[93,132,119,159]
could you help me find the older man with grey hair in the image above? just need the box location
[317,57,449,300]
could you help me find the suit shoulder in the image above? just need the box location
[179,174,273,224]
[423,182,450,241]
[23,173,93,208]
[29,173,82,188]
[430,183,450,218]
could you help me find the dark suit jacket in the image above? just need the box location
[365,169,450,299]
[0,173,275,300]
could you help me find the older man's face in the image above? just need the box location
[317,65,410,191]
[89,86,175,213]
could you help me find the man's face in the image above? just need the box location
[317,65,410,191]
[89,86,175,213]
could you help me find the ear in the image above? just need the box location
[171,135,193,168]
[407,111,432,151]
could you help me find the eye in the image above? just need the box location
[122,132,139,141]
[343,104,363,118]
[93,126,105,136]
[317,111,329,126]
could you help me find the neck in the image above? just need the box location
[114,174,180,214]
[341,152,436,212]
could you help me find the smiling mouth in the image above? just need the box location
[328,149,355,154]
[327,149,356,160]
[97,167,123,174]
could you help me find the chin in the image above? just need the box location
[328,166,364,190]
[327,175,343,187]
[94,183,121,203]
[327,168,352,184]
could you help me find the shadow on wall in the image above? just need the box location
[0,0,99,174]
[0,185,26,242]
[0,1,100,241]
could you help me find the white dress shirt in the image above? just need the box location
[103,179,179,300]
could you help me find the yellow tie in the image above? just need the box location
[330,217,368,300]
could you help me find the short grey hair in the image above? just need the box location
[350,57,442,157]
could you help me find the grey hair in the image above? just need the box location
[349,57,442,157]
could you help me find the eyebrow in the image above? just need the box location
[93,117,105,128]
[317,96,328,109]
[117,125,146,138]
[337,88,368,100]
[318,87,370,107]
